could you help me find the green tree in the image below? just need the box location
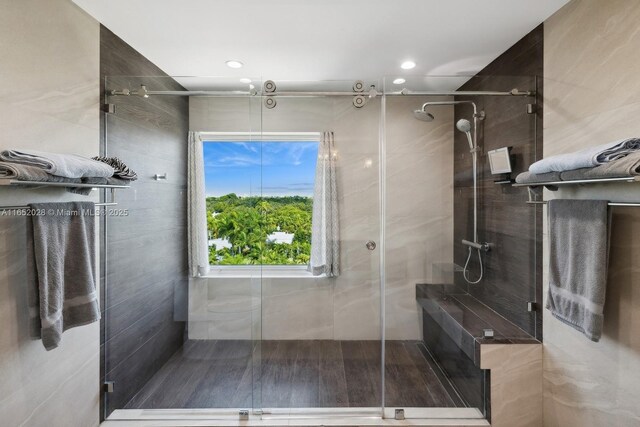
[207,194,313,266]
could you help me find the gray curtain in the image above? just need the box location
[308,131,340,277]
[187,131,209,277]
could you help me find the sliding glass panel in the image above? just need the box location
[191,77,264,416]
[102,76,263,419]
[382,75,540,420]
[257,80,383,420]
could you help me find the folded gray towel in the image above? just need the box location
[514,171,560,195]
[560,151,640,181]
[547,199,611,342]
[0,162,81,183]
[530,137,640,174]
[515,170,561,184]
[0,149,114,178]
[28,202,100,350]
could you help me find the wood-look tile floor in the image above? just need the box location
[124,340,461,409]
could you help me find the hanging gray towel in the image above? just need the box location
[28,202,100,350]
[546,199,611,342]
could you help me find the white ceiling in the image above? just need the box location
[73,0,568,91]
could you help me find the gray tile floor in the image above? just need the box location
[125,340,461,409]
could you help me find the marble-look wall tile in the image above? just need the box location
[189,277,258,340]
[0,1,100,426]
[261,278,334,340]
[384,96,454,340]
[543,1,640,426]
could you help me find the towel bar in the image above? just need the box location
[0,178,129,210]
[512,176,640,187]
[526,201,640,207]
[0,179,130,189]
[0,202,117,211]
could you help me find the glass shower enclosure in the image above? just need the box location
[101,75,538,423]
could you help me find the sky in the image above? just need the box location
[203,141,319,197]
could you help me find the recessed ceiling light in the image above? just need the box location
[239,78,252,84]
[393,78,406,85]
[400,60,416,70]
[225,60,243,69]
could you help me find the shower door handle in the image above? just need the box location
[365,240,377,251]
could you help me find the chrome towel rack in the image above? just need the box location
[513,175,640,207]
[512,176,640,187]
[526,200,640,207]
[1,202,117,211]
[0,180,130,189]
[0,179,130,211]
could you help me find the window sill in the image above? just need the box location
[202,265,323,279]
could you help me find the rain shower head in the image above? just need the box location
[413,109,435,122]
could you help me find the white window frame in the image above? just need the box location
[201,131,321,278]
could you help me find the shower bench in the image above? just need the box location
[416,283,538,364]
[415,283,541,427]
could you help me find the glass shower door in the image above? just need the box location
[256,80,384,420]
[381,75,539,421]
[102,75,264,420]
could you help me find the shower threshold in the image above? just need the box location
[104,407,487,426]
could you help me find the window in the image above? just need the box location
[203,133,319,268]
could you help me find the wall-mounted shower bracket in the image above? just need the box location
[474,110,486,120]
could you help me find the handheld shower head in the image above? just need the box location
[456,119,471,133]
[456,119,475,151]
[413,109,435,122]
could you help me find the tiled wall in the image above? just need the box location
[189,95,454,341]
[454,26,543,339]
[100,28,189,415]
[543,0,640,425]
[0,0,101,426]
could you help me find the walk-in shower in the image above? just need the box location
[100,75,537,425]
[413,100,490,284]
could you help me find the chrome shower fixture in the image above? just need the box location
[413,109,435,122]
[456,119,475,152]
[456,118,471,132]
[413,99,489,284]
